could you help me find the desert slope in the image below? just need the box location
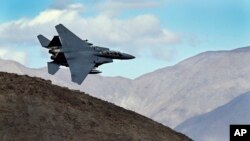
[0,72,191,141]
[175,92,250,141]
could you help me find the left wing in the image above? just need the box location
[65,52,95,84]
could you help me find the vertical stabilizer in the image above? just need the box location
[37,35,50,48]
[48,36,62,47]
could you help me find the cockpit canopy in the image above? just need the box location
[93,46,109,51]
[83,39,93,46]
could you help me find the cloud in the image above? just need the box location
[97,0,164,17]
[103,0,163,10]
[0,47,27,64]
[0,2,181,62]
[0,4,83,45]
[50,0,72,9]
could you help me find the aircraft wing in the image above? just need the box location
[65,52,95,84]
[55,24,90,52]
[55,24,95,84]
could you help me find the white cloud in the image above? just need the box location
[97,0,164,17]
[50,0,72,10]
[0,2,181,61]
[0,48,27,64]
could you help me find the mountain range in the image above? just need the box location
[1,47,250,129]
[175,92,250,141]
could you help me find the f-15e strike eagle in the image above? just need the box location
[37,24,135,84]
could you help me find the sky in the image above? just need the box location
[0,0,250,79]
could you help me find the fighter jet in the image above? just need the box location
[37,24,135,84]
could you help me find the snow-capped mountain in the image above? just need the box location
[175,92,250,141]
[1,46,250,128]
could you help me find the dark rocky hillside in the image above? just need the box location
[0,72,191,141]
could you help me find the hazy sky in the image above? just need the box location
[0,0,250,78]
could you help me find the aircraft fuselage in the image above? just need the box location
[50,47,134,68]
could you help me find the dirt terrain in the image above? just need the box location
[0,72,191,141]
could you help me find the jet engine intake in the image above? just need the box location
[50,55,56,60]
[49,49,60,55]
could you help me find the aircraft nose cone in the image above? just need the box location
[130,55,135,59]
[126,54,135,59]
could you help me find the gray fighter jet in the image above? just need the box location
[37,24,135,84]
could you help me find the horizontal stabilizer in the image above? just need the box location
[47,62,60,75]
